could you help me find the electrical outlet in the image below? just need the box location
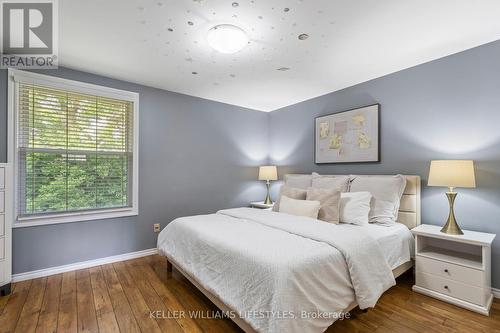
[153,223,161,233]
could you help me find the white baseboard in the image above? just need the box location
[492,288,500,299]
[12,248,158,282]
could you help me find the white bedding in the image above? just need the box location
[361,223,414,269]
[157,208,413,333]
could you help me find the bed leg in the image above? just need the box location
[166,259,173,273]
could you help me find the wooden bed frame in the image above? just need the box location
[165,175,421,333]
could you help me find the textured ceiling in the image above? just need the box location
[60,0,500,112]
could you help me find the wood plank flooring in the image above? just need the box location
[0,255,499,333]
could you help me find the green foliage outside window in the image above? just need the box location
[19,84,133,216]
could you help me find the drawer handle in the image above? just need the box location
[444,285,449,290]
[444,269,449,273]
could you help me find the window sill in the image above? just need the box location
[13,208,138,228]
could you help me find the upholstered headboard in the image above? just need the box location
[397,175,421,229]
[284,174,421,229]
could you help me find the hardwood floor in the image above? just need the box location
[0,255,499,333]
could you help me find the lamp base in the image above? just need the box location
[263,181,273,205]
[440,191,464,235]
[440,221,464,235]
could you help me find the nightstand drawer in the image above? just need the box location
[0,215,4,236]
[416,271,484,306]
[0,191,4,213]
[416,255,484,287]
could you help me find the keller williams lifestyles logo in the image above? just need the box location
[0,0,58,68]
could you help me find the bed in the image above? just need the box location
[157,175,421,333]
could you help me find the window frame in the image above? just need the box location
[8,69,139,228]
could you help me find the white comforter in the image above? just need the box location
[157,208,396,333]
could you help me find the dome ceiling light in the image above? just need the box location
[207,24,249,54]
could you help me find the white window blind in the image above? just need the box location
[17,83,134,218]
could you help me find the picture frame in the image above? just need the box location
[315,104,380,164]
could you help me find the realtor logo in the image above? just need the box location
[1,0,58,68]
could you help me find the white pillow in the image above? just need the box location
[349,175,406,225]
[311,172,350,192]
[279,195,321,219]
[340,192,372,226]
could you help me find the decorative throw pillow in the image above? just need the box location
[284,174,312,189]
[339,192,372,226]
[279,195,321,219]
[311,172,351,192]
[306,187,341,224]
[349,175,407,225]
[273,185,307,212]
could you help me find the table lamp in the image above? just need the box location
[427,160,476,235]
[258,166,278,205]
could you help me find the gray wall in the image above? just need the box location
[2,41,500,288]
[269,40,500,288]
[0,68,269,274]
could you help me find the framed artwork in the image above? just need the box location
[315,104,380,164]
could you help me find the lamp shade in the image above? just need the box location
[428,160,476,188]
[258,166,278,181]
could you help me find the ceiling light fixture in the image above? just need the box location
[207,24,248,54]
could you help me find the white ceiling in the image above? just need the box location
[60,0,500,112]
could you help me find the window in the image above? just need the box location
[9,70,139,227]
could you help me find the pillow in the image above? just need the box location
[349,175,407,225]
[340,192,372,226]
[279,195,321,219]
[272,185,307,212]
[311,172,350,192]
[283,174,312,189]
[306,187,341,224]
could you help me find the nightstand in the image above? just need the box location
[250,201,274,210]
[412,224,496,315]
